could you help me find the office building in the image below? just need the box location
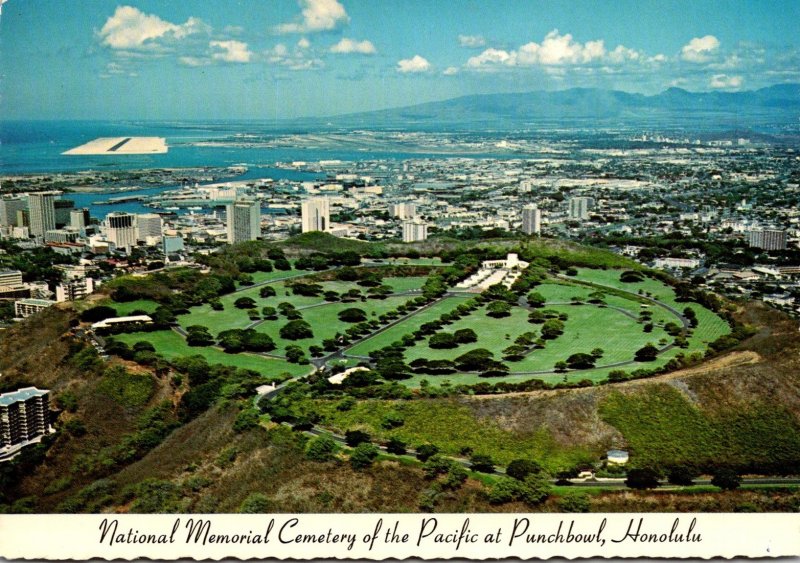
[0,270,23,289]
[14,298,55,318]
[390,202,417,220]
[0,196,27,227]
[70,208,90,229]
[28,191,60,238]
[747,229,787,251]
[0,387,52,461]
[226,200,261,244]
[45,230,79,244]
[56,278,95,303]
[301,198,330,233]
[105,212,137,252]
[568,196,595,220]
[54,199,75,228]
[162,235,185,255]
[136,213,163,242]
[521,204,541,235]
[16,210,29,228]
[402,220,428,243]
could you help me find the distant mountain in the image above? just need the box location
[315,84,800,130]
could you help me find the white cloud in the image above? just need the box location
[98,5,207,51]
[608,45,641,64]
[467,48,515,68]
[277,0,349,34]
[178,56,210,67]
[330,38,376,54]
[517,31,606,65]
[709,74,743,89]
[681,35,720,63]
[458,35,486,48]
[297,37,311,49]
[397,55,431,73]
[210,40,252,63]
[443,66,459,76]
[268,43,323,70]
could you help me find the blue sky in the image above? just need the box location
[2,0,799,120]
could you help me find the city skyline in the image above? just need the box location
[2,0,800,120]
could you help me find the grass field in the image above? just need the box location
[113,330,309,378]
[105,299,160,315]
[306,397,599,471]
[345,296,472,356]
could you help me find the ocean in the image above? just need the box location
[0,120,460,218]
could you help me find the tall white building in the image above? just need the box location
[390,202,417,220]
[28,191,60,238]
[69,208,90,230]
[747,229,787,251]
[226,200,261,244]
[136,213,163,243]
[301,197,330,233]
[402,220,428,243]
[521,204,541,235]
[568,196,595,220]
[0,196,27,227]
[105,212,137,252]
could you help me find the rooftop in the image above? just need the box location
[0,387,49,407]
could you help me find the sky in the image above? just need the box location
[2,0,799,120]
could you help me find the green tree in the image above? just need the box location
[506,459,543,481]
[625,467,661,490]
[234,297,257,309]
[386,437,407,455]
[350,443,379,470]
[711,467,741,491]
[487,301,512,318]
[345,430,371,447]
[470,453,495,473]
[306,435,337,462]
[279,320,313,340]
[634,343,659,362]
[239,493,272,513]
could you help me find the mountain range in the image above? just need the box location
[316,84,800,130]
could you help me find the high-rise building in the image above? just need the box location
[45,230,80,244]
[521,204,541,235]
[54,199,75,228]
[402,220,428,243]
[0,196,27,227]
[14,298,55,318]
[226,200,261,244]
[136,213,163,242]
[390,202,417,220]
[747,229,787,251]
[105,212,137,252]
[0,387,52,460]
[28,191,60,238]
[568,196,595,220]
[301,198,330,233]
[69,208,90,230]
[0,270,23,289]
[16,210,29,228]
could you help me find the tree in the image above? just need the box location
[338,308,367,323]
[386,437,407,455]
[454,349,495,371]
[279,320,313,340]
[453,328,478,344]
[350,443,379,470]
[486,301,512,318]
[625,467,661,489]
[345,430,371,447]
[487,478,522,504]
[590,348,604,359]
[526,292,546,308]
[519,472,552,506]
[416,443,439,462]
[667,465,697,486]
[259,286,277,298]
[261,306,277,319]
[186,325,214,347]
[566,353,596,370]
[711,467,741,490]
[528,310,546,324]
[634,343,659,362]
[506,459,543,481]
[470,453,495,473]
[558,492,590,513]
[429,332,457,349]
[284,345,306,363]
[234,297,257,309]
[306,435,337,462]
[80,305,117,323]
[541,319,565,339]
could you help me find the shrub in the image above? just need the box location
[711,467,741,491]
[415,443,439,462]
[305,435,337,462]
[386,437,407,455]
[558,492,590,513]
[429,332,457,349]
[487,478,521,504]
[469,453,495,473]
[344,430,371,447]
[239,493,272,513]
[350,443,379,470]
[506,459,542,481]
[625,467,661,490]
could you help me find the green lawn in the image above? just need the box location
[105,299,160,316]
[113,330,309,378]
[254,295,412,355]
[345,296,471,356]
[239,267,311,287]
